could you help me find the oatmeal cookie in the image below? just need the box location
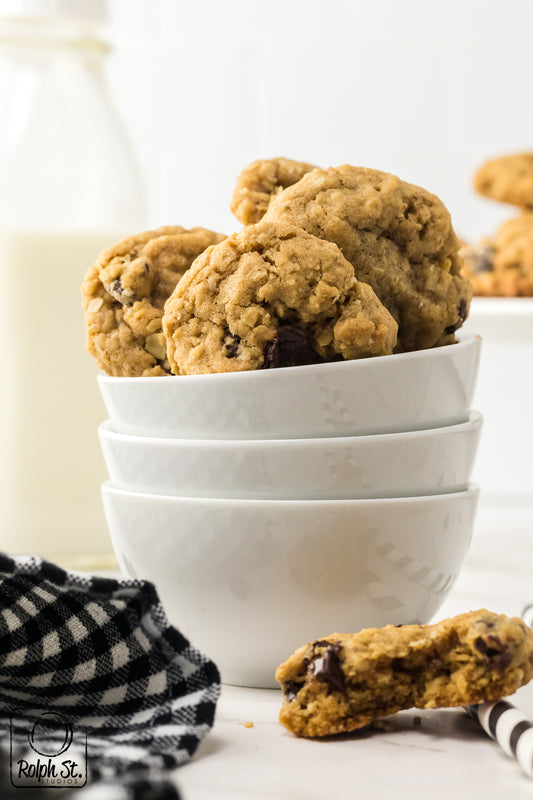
[276,610,533,738]
[460,239,495,278]
[82,226,225,376]
[474,153,533,208]
[459,239,497,296]
[230,157,317,225]
[460,214,533,296]
[162,221,398,375]
[490,212,533,295]
[264,165,472,351]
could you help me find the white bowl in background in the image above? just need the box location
[98,412,482,500]
[98,332,481,440]
[102,484,479,688]
[462,299,533,501]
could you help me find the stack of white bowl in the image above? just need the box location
[98,331,482,688]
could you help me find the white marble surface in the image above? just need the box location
[172,496,533,799]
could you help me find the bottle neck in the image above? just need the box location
[0,17,109,57]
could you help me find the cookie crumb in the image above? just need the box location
[244,721,254,729]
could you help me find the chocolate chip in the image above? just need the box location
[104,277,136,306]
[444,298,469,335]
[465,244,495,275]
[111,278,127,299]
[262,325,321,369]
[443,323,457,336]
[223,329,241,359]
[474,635,512,672]
[310,642,345,694]
[312,639,332,649]
[474,635,499,656]
[284,680,304,702]
[476,251,494,273]
[495,651,513,672]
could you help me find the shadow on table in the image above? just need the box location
[314,708,484,746]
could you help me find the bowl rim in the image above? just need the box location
[102,481,480,507]
[97,331,481,385]
[98,410,482,448]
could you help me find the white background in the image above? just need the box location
[106,0,533,241]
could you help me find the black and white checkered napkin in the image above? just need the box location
[0,552,221,800]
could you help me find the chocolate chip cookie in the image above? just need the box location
[162,221,398,375]
[230,157,317,225]
[264,165,472,352]
[276,610,533,738]
[461,213,533,297]
[474,153,533,208]
[82,226,226,376]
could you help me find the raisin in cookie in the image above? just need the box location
[82,226,225,376]
[276,610,533,738]
[474,153,533,208]
[162,221,398,375]
[230,157,317,225]
[264,165,472,352]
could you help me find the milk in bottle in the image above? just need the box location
[0,1,145,567]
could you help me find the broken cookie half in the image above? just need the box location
[275,610,533,738]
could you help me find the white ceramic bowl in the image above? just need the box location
[98,332,481,440]
[99,412,482,500]
[462,298,533,501]
[102,484,479,688]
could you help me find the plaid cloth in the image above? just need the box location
[0,552,221,799]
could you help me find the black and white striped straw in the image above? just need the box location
[465,701,533,778]
[464,605,533,779]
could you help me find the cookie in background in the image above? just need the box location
[459,151,533,507]
[462,152,533,297]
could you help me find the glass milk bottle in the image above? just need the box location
[0,0,145,568]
